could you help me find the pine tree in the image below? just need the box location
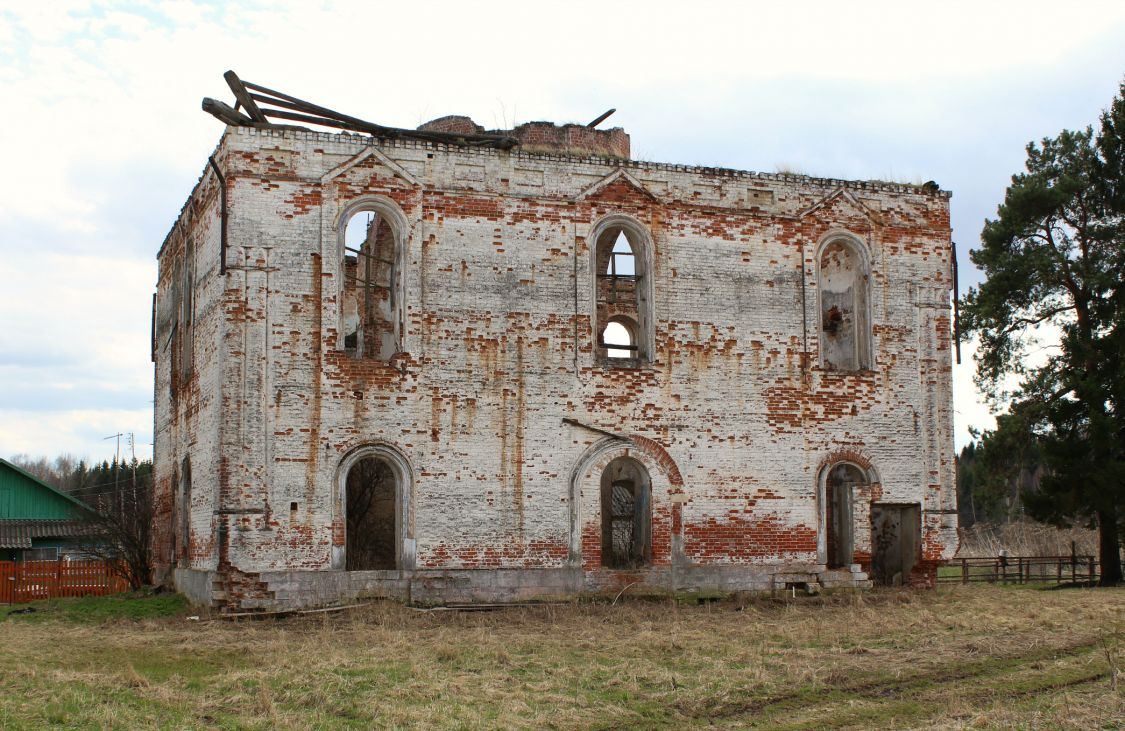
[960,83,1125,585]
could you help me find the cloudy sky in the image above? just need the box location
[1,0,1123,464]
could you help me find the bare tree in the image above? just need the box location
[7,452,84,492]
[70,459,154,590]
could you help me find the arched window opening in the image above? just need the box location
[600,457,651,568]
[601,318,636,359]
[594,224,651,363]
[345,456,398,570]
[606,232,635,277]
[342,210,397,360]
[825,463,864,569]
[818,239,870,371]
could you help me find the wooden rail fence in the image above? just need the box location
[939,554,1098,585]
[0,559,130,604]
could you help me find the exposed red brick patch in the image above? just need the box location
[684,514,817,561]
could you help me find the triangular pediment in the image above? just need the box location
[321,146,420,186]
[576,169,660,202]
[797,188,882,225]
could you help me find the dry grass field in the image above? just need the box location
[1,585,1122,730]
[955,521,1100,558]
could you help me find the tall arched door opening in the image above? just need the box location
[600,456,652,569]
[345,456,398,570]
[825,463,865,569]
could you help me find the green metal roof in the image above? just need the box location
[0,458,93,520]
[0,519,95,548]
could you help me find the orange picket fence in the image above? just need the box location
[0,559,131,604]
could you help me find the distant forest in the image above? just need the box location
[957,441,1043,528]
[8,453,153,510]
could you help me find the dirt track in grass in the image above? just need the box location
[1,584,1122,729]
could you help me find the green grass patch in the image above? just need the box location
[1,590,188,623]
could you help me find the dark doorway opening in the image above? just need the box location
[600,457,651,569]
[826,463,863,569]
[178,458,191,567]
[345,456,397,570]
[871,503,921,586]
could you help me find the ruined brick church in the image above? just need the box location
[153,74,957,610]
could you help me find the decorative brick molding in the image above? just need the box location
[628,434,684,487]
[817,449,874,474]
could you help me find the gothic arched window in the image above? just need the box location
[818,236,871,371]
[340,200,406,360]
[593,218,653,364]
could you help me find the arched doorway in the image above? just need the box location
[825,463,865,569]
[600,456,652,568]
[345,455,398,570]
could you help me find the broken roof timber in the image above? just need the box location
[202,71,520,149]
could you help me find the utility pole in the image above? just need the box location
[104,432,123,469]
[128,432,138,514]
[104,432,123,519]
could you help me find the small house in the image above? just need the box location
[0,458,96,561]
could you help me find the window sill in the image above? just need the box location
[818,367,878,377]
[595,357,653,370]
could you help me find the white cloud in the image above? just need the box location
[0,408,152,463]
[953,338,996,449]
[1,0,1123,460]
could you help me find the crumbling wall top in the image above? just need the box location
[417,115,630,159]
[417,115,486,136]
[510,121,629,159]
